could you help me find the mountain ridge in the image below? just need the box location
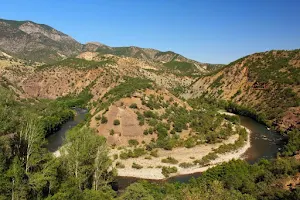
[0,18,220,72]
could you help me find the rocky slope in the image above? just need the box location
[186,50,300,131]
[0,19,82,63]
[0,18,298,132]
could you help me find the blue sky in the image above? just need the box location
[1,0,299,64]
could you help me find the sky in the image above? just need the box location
[0,0,299,64]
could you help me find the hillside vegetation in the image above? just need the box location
[188,49,300,132]
[0,18,299,200]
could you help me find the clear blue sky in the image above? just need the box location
[1,0,299,64]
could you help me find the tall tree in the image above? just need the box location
[62,127,114,191]
[19,117,46,174]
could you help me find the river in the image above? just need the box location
[46,108,88,152]
[46,110,284,189]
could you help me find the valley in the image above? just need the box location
[0,18,299,200]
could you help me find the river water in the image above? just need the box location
[46,108,88,152]
[46,111,284,189]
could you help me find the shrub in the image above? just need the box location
[128,139,139,146]
[116,161,125,168]
[162,166,178,177]
[113,119,120,125]
[150,149,159,157]
[132,162,143,169]
[95,115,101,121]
[133,148,146,157]
[144,110,157,118]
[113,154,118,160]
[144,156,152,160]
[161,156,178,164]
[223,114,240,124]
[101,116,108,124]
[129,103,138,109]
[179,162,194,168]
[119,148,146,159]
[119,152,129,160]
[110,129,115,135]
[194,152,218,166]
[184,137,197,148]
[143,129,149,135]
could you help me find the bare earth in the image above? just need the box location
[110,126,251,180]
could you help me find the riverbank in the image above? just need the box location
[111,124,251,180]
[50,109,252,180]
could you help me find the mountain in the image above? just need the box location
[0,18,220,73]
[0,19,82,63]
[93,44,222,73]
[0,19,299,200]
[187,49,300,131]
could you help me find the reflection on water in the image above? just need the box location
[46,108,88,152]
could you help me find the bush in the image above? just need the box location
[116,161,125,168]
[132,162,143,169]
[95,115,101,121]
[110,129,115,135]
[101,116,108,124]
[223,114,240,124]
[162,166,178,177]
[113,119,120,125]
[119,148,146,159]
[150,149,159,157]
[194,152,218,166]
[137,112,145,126]
[144,156,152,160]
[179,162,194,168]
[120,152,129,160]
[113,154,118,160]
[161,156,178,164]
[129,103,138,109]
[128,139,139,146]
[184,137,197,148]
[144,110,157,118]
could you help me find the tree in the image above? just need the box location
[19,117,46,174]
[62,127,114,191]
[93,144,115,191]
[6,157,28,200]
[113,119,120,126]
[119,182,154,200]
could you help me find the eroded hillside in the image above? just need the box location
[186,50,300,131]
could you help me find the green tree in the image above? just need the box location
[62,127,114,191]
[119,182,154,200]
[19,117,46,174]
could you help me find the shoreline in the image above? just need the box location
[114,124,251,180]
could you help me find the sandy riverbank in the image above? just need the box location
[111,123,251,180]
